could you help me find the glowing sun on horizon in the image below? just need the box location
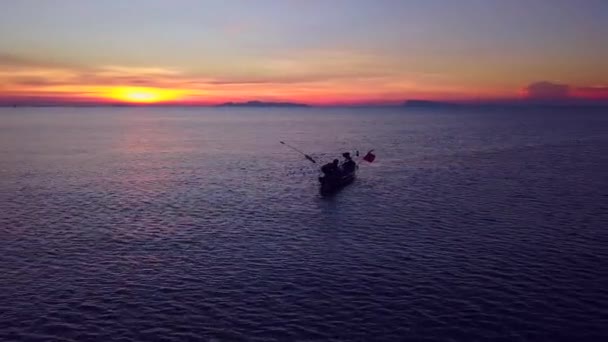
[106,87,183,103]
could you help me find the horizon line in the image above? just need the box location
[2,96,608,108]
[2,101,608,108]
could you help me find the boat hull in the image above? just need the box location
[319,171,356,195]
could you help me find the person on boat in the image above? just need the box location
[341,152,356,174]
[321,159,341,179]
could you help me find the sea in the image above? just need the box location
[1,106,607,341]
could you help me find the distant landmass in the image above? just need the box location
[402,99,608,109]
[402,100,459,108]
[217,101,309,108]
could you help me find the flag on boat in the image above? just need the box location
[363,150,376,163]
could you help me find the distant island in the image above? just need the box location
[402,100,459,108]
[216,101,309,108]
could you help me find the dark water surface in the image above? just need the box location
[1,107,607,341]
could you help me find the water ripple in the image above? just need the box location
[1,108,607,341]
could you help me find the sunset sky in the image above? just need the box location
[1,0,607,105]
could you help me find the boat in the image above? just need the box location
[319,168,356,195]
[278,142,369,195]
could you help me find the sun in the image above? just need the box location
[125,91,156,102]
[106,87,183,103]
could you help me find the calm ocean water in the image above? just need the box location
[1,107,607,341]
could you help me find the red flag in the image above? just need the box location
[363,150,375,163]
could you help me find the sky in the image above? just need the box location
[1,0,607,105]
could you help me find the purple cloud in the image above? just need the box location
[525,81,571,100]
